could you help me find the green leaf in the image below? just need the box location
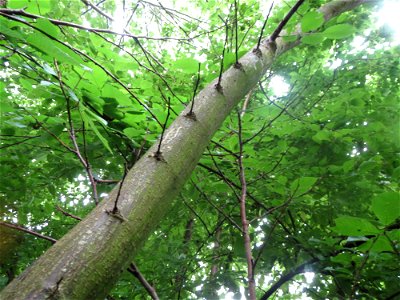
[333,216,380,236]
[42,63,57,76]
[174,57,199,73]
[9,0,52,14]
[312,130,331,143]
[301,33,325,45]
[371,192,400,225]
[330,252,352,265]
[123,128,143,139]
[290,177,318,197]
[342,160,355,172]
[121,113,146,126]
[282,35,298,42]
[35,19,60,38]
[357,236,393,253]
[0,20,24,40]
[322,24,356,39]
[301,11,324,32]
[79,103,113,154]
[26,33,82,65]
[102,86,131,106]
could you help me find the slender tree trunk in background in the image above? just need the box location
[175,216,194,296]
[0,1,375,299]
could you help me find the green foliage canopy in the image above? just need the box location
[0,0,399,299]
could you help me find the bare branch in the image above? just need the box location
[237,111,255,299]
[80,0,114,21]
[55,206,82,221]
[54,59,99,205]
[127,263,159,300]
[0,221,57,244]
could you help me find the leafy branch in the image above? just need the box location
[0,9,191,41]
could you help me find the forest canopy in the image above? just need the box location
[0,0,399,299]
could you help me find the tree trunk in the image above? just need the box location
[0,1,375,299]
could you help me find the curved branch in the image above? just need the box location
[260,258,318,300]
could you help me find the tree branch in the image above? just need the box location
[127,263,159,300]
[0,8,190,41]
[260,258,319,300]
[55,206,82,221]
[269,0,305,41]
[237,111,256,299]
[0,221,57,244]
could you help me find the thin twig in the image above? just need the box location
[0,136,39,149]
[80,0,114,21]
[234,0,239,63]
[0,221,57,244]
[191,180,243,233]
[215,15,229,93]
[256,2,274,49]
[182,197,211,236]
[112,165,128,214]
[128,262,159,300]
[240,88,254,117]
[81,0,106,16]
[187,63,201,118]
[55,205,82,221]
[350,237,378,299]
[237,111,256,299]
[54,59,99,205]
[154,95,171,160]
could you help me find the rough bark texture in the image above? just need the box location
[0,1,375,299]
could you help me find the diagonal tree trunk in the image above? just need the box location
[0,1,376,299]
